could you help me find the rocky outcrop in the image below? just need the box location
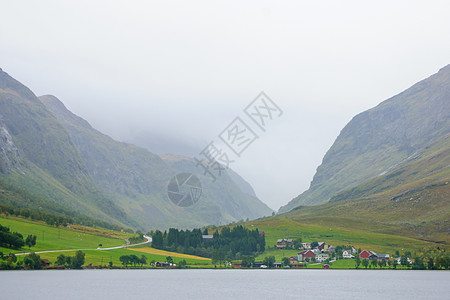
[0,117,21,173]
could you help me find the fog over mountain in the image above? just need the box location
[1,0,449,210]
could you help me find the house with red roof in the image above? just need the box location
[298,250,316,262]
[289,256,298,264]
[317,242,329,251]
[359,250,372,259]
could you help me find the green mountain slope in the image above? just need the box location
[284,133,449,242]
[280,64,450,212]
[0,67,272,231]
[39,95,273,230]
[0,68,131,229]
[241,135,449,253]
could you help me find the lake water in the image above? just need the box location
[1,269,448,300]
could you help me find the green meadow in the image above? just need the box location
[33,247,210,267]
[0,216,211,267]
[247,216,441,256]
[0,216,127,254]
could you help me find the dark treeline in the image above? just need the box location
[151,225,265,260]
[55,251,85,269]
[0,224,36,249]
[119,254,147,267]
[0,224,24,249]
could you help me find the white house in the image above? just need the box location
[395,257,412,265]
[343,250,355,259]
[312,248,321,255]
[316,253,330,263]
[301,243,311,250]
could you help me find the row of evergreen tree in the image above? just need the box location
[151,225,265,259]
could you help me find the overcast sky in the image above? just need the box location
[1,0,449,210]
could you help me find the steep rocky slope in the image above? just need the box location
[280,65,450,212]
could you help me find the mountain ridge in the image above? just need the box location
[39,94,273,229]
[280,64,450,212]
[0,67,272,231]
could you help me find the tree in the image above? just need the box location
[310,241,319,249]
[24,252,41,269]
[400,255,410,267]
[71,251,85,269]
[0,227,25,249]
[7,253,17,264]
[129,255,139,267]
[56,254,67,266]
[355,257,361,269]
[436,255,449,269]
[241,256,255,268]
[427,257,435,270]
[25,235,37,248]
[120,255,130,267]
[263,256,276,268]
[362,259,369,269]
[178,259,187,269]
[212,249,225,266]
[370,258,378,268]
[282,257,290,267]
[166,256,173,264]
[293,238,303,249]
[393,260,398,269]
[378,259,386,269]
[66,256,72,266]
[140,255,147,267]
[335,246,344,259]
[151,230,164,249]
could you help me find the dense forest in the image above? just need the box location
[151,225,265,261]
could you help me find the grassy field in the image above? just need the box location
[1,213,443,269]
[0,216,128,254]
[255,248,299,261]
[0,216,211,267]
[33,247,210,267]
[128,246,210,261]
[247,216,443,256]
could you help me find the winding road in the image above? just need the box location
[15,235,152,256]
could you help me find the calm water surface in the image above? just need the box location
[1,269,448,300]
